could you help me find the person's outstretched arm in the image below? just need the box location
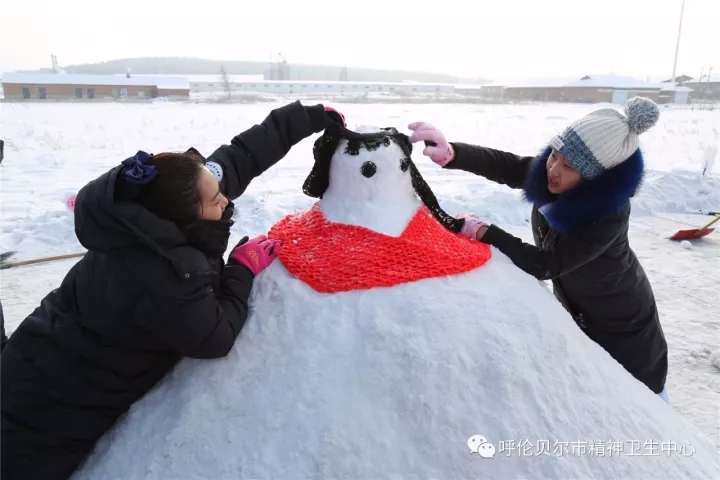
[148,235,281,359]
[153,262,255,359]
[203,101,344,200]
[477,213,626,280]
[408,122,534,189]
[445,143,534,190]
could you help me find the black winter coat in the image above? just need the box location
[0,101,331,480]
[447,143,668,394]
[1,299,6,351]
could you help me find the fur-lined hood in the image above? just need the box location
[522,146,645,232]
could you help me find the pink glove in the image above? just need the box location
[229,234,281,275]
[457,213,489,241]
[324,106,346,127]
[407,122,455,167]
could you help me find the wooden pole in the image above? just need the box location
[0,252,86,270]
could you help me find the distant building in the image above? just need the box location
[657,83,693,104]
[658,73,719,101]
[682,74,720,101]
[661,75,694,84]
[190,79,455,96]
[1,73,190,101]
[499,75,663,104]
[264,59,291,81]
[468,83,503,98]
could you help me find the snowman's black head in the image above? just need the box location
[303,123,464,233]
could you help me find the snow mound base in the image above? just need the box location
[74,250,720,480]
[710,350,720,371]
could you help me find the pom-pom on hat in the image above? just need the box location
[549,96,660,179]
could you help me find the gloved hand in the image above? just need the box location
[407,122,455,167]
[229,234,281,275]
[324,106,346,127]
[457,213,489,241]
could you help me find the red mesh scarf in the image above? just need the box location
[268,203,492,293]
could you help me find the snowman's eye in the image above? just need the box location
[361,161,377,178]
[400,158,410,172]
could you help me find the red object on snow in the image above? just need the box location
[269,204,492,294]
[669,214,719,240]
[65,194,77,212]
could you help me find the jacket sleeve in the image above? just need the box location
[445,143,534,190]
[204,100,327,200]
[0,299,7,351]
[481,216,625,281]
[150,264,256,359]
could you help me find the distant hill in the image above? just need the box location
[18,57,489,84]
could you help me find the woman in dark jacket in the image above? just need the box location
[0,100,346,480]
[409,97,669,402]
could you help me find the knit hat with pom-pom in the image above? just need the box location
[549,96,660,179]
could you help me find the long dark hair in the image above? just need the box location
[133,152,206,227]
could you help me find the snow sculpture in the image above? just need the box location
[75,126,720,480]
[269,124,492,293]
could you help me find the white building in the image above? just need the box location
[453,84,485,96]
[189,79,456,96]
[657,83,693,104]
[497,75,665,104]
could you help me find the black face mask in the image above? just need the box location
[182,202,235,257]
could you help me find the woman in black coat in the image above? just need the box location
[0,101,345,480]
[409,97,669,402]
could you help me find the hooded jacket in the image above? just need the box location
[0,100,331,480]
[446,142,668,395]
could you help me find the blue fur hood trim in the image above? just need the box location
[522,146,645,232]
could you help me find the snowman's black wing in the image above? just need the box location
[444,142,534,190]
[203,101,328,201]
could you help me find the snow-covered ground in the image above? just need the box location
[1,101,719,451]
